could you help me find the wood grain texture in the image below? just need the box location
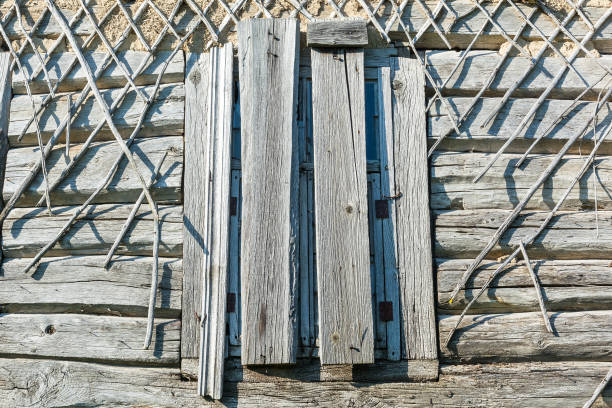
[0,53,11,264]
[311,47,374,365]
[429,97,612,154]
[12,50,184,95]
[307,19,368,48]
[2,204,182,258]
[389,57,437,361]
[440,310,612,362]
[4,135,182,207]
[434,209,612,259]
[1,359,612,407]
[0,313,180,365]
[424,51,611,98]
[430,152,612,211]
[8,82,184,147]
[238,19,300,366]
[0,256,182,316]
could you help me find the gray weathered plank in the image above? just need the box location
[227,170,242,347]
[0,256,182,317]
[8,82,184,147]
[0,313,180,365]
[12,50,184,95]
[429,97,612,154]
[424,51,611,98]
[1,358,612,407]
[440,310,612,362]
[4,135,183,207]
[389,57,437,361]
[2,204,182,258]
[307,19,368,48]
[238,19,300,366]
[311,47,374,365]
[0,53,11,264]
[434,209,612,259]
[430,152,612,211]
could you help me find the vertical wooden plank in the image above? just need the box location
[182,45,234,399]
[390,57,437,361]
[238,19,300,366]
[377,65,401,361]
[368,174,387,350]
[0,53,11,265]
[311,48,374,365]
[227,170,241,347]
[197,44,234,399]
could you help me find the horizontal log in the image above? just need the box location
[434,209,612,259]
[2,204,182,258]
[4,135,183,207]
[425,51,612,98]
[182,358,439,382]
[0,256,182,317]
[0,314,180,365]
[6,2,611,52]
[430,151,612,210]
[12,51,184,95]
[440,310,612,362]
[1,358,612,407]
[306,19,369,48]
[388,1,612,53]
[8,83,184,147]
[429,97,612,154]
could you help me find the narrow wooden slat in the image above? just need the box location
[0,53,11,264]
[377,64,401,361]
[8,83,184,147]
[307,19,368,48]
[0,313,180,365]
[0,256,182,317]
[12,50,184,95]
[390,57,437,361]
[238,19,300,366]
[227,170,242,347]
[196,44,234,399]
[367,174,386,350]
[311,47,374,365]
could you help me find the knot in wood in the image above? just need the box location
[44,325,56,335]
[345,204,354,214]
[391,80,403,91]
[331,332,340,344]
[189,69,201,86]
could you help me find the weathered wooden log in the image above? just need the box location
[429,151,612,210]
[8,83,184,147]
[440,310,612,362]
[0,313,180,365]
[429,97,612,154]
[3,135,183,207]
[434,209,612,259]
[0,256,182,317]
[1,204,182,258]
[12,50,185,95]
[306,19,369,48]
[1,358,612,407]
[424,51,611,99]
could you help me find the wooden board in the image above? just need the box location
[434,209,612,259]
[7,2,612,52]
[12,50,184,95]
[8,82,184,147]
[429,97,612,154]
[311,48,374,365]
[387,57,437,361]
[430,151,612,211]
[0,256,182,316]
[1,358,612,407]
[2,204,182,258]
[0,53,11,264]
[182,46,234,398]
[307,19,368,48]
[238,19,300,366]
[4,135,183,207]
[424,51,612,99]
[440,310,612,362]
[0,313,180,365]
